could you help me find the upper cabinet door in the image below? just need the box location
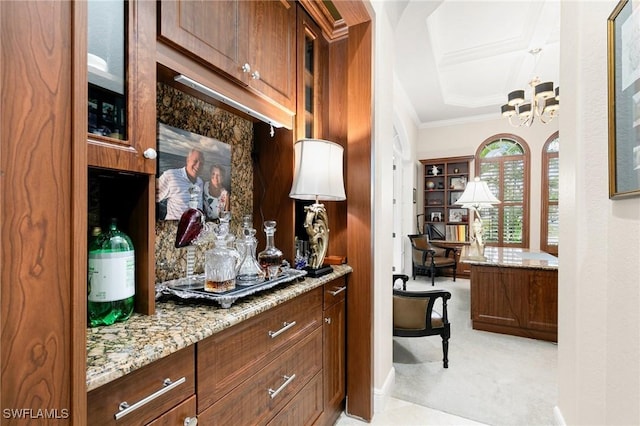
[245,1,296,112]
[158,0,295,113]
[87,0,156,174]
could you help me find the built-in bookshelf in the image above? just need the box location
[420,156,474,241]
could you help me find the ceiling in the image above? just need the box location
[391,0,561,127]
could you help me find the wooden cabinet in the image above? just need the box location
[88,0,157,174]
[87,347,196,425]
[470,265,558,342]
[420,156,473,242]
[199,329,323,424]
[320,277,347,425]
[158,0,296,112]
[197,287,324,423]
[87,0,157,315]
[146,396,197,426]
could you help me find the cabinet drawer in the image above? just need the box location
[267,372,323,426]
[197,287,322,411]
[323,277,347,309]
[145,395,196,426]
[198,327,323,425]
[88,346,195,425]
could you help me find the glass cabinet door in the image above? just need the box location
[88,0,126,140]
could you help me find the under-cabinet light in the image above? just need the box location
[174,74,285,129]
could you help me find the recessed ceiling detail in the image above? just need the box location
[395,0,560,126]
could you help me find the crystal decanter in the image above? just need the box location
[236,215,265,284]
[257,220,284,280]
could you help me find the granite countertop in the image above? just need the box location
[86,264,352,392]
[461,246,558,270]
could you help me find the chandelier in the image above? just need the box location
[500,48,559,127]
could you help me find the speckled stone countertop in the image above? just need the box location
[86,264,352,392]
[461,246,558,270]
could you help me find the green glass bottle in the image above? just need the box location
[88,218,135,327]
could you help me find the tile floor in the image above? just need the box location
[335,397,488,425]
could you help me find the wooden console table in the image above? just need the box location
[461,246,558,342]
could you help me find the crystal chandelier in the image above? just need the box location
[500,48,559,127]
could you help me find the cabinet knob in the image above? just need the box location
[241,63,251,73]
[251,70,260,80]
[143,148,157,159]
[324,317,331,324]
[184,417,198,426]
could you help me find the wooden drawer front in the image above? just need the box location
[145,395,196,426]
[323,277,347,309]
[197,288,322,410]
[88,346,195,426]
[199,328,323,425]
[267,372,323,426]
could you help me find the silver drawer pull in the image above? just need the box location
[115,377,186,420]
[268,374,296,399]
[184,416,198,426]
[268,321,297,338]
[328,286,347,296]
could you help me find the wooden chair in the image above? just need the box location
[407,233,458,285]
[392,274,451,368]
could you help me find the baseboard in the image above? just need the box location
[553,406,566,426]
[374,366,396,413]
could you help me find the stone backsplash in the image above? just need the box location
[155,83,254,283]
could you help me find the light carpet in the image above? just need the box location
[392,276,557,426]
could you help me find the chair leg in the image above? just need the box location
[431,264,435,286]
[442,324,450,368]
[442,337,449,368]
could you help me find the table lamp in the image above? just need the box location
[455,177,500,260]
[289,139,346,277]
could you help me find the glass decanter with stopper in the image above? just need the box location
[258,220,284,280]
[236,215,265,284]
[204,212,240,293]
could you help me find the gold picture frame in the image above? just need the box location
[608,0,640,198]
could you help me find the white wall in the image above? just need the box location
[394,78,420,276]
[558,1,640,424]
[370,0,396,413]
[417,117,559,250]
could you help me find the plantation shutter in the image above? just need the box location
[479,162,500,243]
[477,136,529,247]
[546,146,560,247]
[503,159,524,244]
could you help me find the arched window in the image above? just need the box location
[475,135,530,247]
[541,132,559,255]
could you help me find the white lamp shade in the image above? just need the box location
[289,139,346,201]
[454,177,500,208]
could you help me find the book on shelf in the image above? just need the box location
[445,224,468,242]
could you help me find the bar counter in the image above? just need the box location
[86,264,352,391]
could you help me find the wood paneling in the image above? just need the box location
[324,38,349,259]
[341,18,374,421]
[252,123,296,262]
[1,0,87,421]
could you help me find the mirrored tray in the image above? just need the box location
[155,268,307,309]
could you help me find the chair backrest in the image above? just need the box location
[392,288,451,333]
[408,234,446,258]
